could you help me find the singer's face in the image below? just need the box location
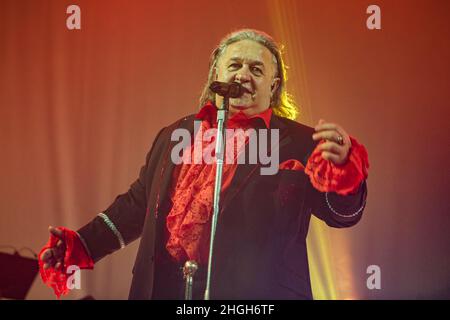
[215,40,280,116]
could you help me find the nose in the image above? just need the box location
[234,72,251,83]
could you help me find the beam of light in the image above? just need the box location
[306,218,338,299]
[267,0,340,300]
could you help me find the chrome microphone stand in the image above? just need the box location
[182,81,242,300]
[203,95,230,300]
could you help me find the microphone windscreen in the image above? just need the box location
[209,81,245,98]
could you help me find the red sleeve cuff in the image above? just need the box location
[38,227,94,298]
[305,136,369,195]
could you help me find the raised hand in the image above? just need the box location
[312,119,352,165]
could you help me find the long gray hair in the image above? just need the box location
[198,29,298,120]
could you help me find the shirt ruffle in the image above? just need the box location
[165,120,243,265]
[304,136,369,195]
[166,103,270,265]
[38,227,94,298]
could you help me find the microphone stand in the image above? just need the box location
[203,96,229,300]
[183,260,198,300]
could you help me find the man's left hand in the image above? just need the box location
[312,119,351,165]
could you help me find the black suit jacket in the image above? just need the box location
[77,113,367,299]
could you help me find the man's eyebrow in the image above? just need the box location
[229,57,266,67]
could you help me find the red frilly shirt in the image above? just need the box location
[38,102,369,297]
[165,102,273,265]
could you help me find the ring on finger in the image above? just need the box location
[336,135,344,146]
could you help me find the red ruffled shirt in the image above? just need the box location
[165,103,273,264]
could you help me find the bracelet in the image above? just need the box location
[98,212,126,249]
[325,192,366,218]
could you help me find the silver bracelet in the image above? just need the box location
[98,212,126,249]
[325,192,365,218]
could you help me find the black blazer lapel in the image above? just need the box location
[148,116,196,219]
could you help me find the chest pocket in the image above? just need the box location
[275,170,308,209]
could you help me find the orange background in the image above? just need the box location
[0,0,449,299]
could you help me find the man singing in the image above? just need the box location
[39,29,369,300]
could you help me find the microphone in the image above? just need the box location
[209,81,250,98]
